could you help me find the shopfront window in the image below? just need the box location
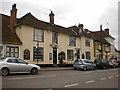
[6,46,19,58]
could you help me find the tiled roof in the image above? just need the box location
[68,25,79,34]
[92,30,115,40]
[17,13,76,36]
[1,12,78,45]
[1,14,22,45]
[91,32,111,45]
[68,26,111,45]
[1,12,112,46]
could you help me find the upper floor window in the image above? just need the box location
[52,32,58,44]
[104,45,110,52]
[85,37,90,47]
[69,36,76,46]
[34,28,44,42]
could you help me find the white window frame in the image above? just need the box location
[69,36,76,46]
[34,28,44,42]
[5,46,19,58]
[85,37,90,47]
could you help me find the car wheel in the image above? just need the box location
[83,67,87,71]
[74,68,77,70]
[31,68,38,74]
[103,66,106,70]
[2,68,9,76]
[93,66,96,70]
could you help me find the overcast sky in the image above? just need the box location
[0,0,119,49]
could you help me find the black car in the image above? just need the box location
[117,61,120,67]
[94,59,110,69]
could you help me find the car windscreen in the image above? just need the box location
[102,60,107,63]
[83,60,92,63]
[74,59,82,63]
[94,59,102,63]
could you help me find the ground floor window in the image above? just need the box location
[86,52,91,60]
[33,47,44,61]
[67,49,73,60]
[24,49,30,60]
[6,46,19,58]
[0,46,3,58]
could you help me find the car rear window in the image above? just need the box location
[74,59,82,63]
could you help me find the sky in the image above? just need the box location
[0,0,119,49]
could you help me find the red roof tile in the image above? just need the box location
[1,14,22,45]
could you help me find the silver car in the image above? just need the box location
[73,59,96,71]
[0,57,40,76]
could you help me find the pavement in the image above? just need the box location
[40,67,73,71]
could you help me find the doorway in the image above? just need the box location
[53,48,57,65]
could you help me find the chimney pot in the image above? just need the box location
[104,28,109,35]
[12,4,16,9]
[49,11,54,24]
[78,23,84,33]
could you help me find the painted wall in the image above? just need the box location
[16,25,83,64]
[80,36,94,61]
[16,25,95,64]
[16,25,53,64]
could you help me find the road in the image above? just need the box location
[2,68,119,89]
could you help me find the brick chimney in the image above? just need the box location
[10,4,17,32]
[104,28,109,35]
[78,23,84,33]
[49,11,54,24]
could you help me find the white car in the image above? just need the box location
[0,57,40,76]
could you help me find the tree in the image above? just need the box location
[58,51,65,66]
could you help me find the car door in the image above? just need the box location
[7,59,19,72]
[89,61,95,69]
[17,59,32,72]
[84,59,91,69]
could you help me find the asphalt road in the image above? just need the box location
[2,68,120,89]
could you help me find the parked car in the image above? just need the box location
[0,57,40,76]
[73,59,96,71]
[117,60,120,67]
[94,59,110,69]
[108,60,119,68]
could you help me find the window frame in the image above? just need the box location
[67,49,74,61]
[24,49,30,60]
[52,31,58,44]
[69,36,76,46]
[86,52,91,60]
[33,47,44,61]
[6,46,19,58]
[85,37,90,47]
[34,28,44,42]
